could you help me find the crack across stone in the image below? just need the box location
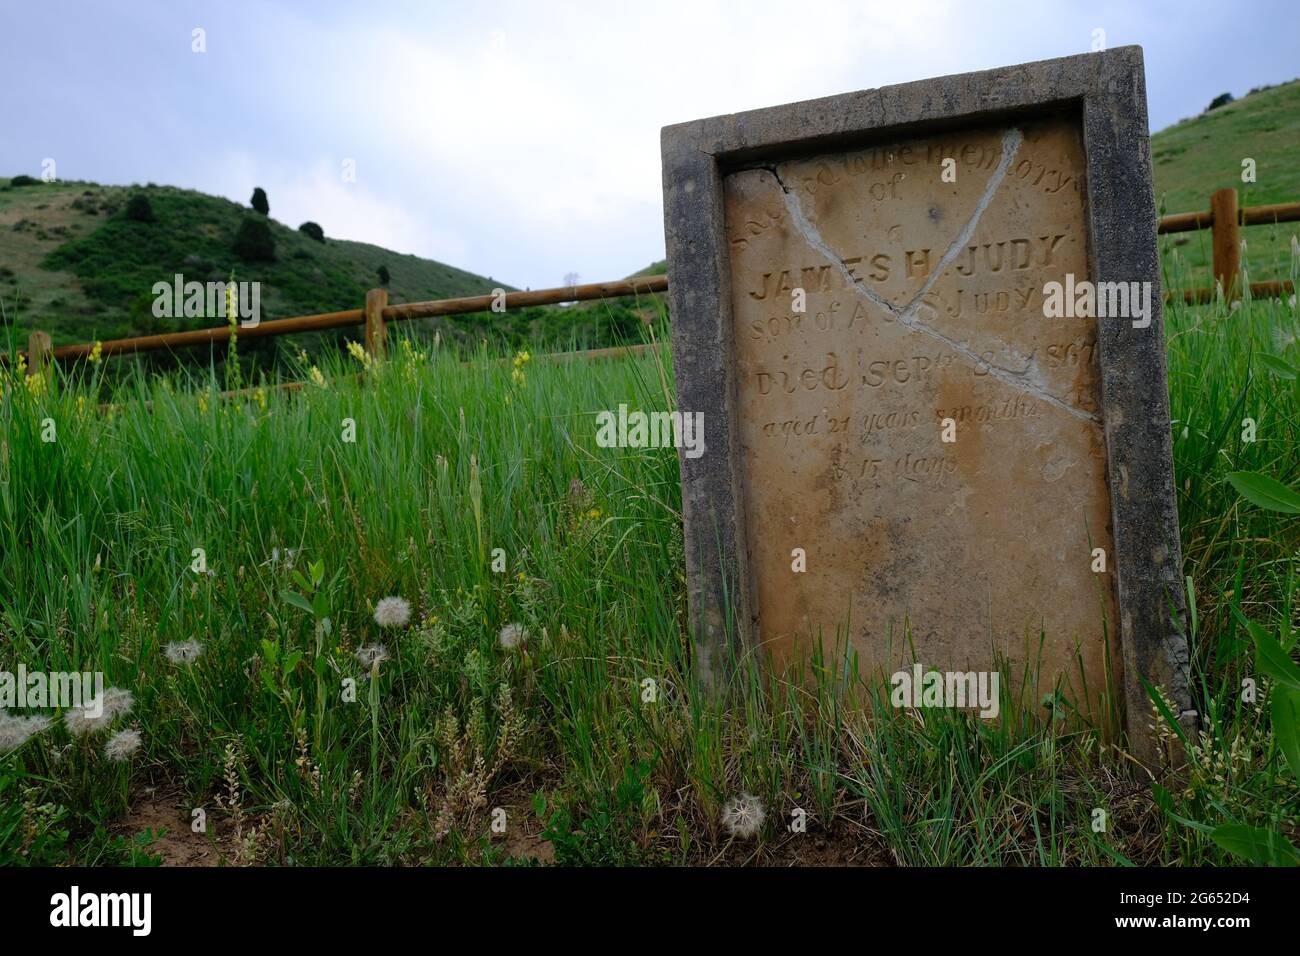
[768,128,1099,426]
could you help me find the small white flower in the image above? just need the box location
[497,622,529,650]
[164,639,204,666]
[373,596,411,629]
[721,792,765,840]
[104,728,142,762]
[355,644,390,668]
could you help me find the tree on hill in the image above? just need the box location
[377,264,390,285]
[9,175,40,187]
[234,217,276,262]
[250,187,270,215]
[124,194,155,223]
[298,221,325,243]
[1206,92,1234,112]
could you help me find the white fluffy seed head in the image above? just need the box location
[0,712,51,753]
[164,639,204,665]
[62,686,134,736]
[373,596,412,629]
[497,622,528,650]
[104,728,142,762]
[721,792,765,840]
[355,644,390,668]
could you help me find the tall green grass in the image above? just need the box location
[0,257,1296,866]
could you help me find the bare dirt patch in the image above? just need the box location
[116,785,225,867]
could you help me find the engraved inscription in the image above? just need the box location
[724,116,1120,723]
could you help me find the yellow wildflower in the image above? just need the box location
[88,341,103,364]
[346,340,374,370]
[309,365,327,389]
[197,393,209,415]
[586,508,602,521]
[253,387,267,412]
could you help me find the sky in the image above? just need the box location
[2,0,1297,291]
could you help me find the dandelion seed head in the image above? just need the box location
[104,728,142,762]
[0,711,51,753]
[355,644,390,668]
[103,687,134,719]
[63,686,134,735]
[164,639,204,666]
[721,792,765,840]
[497,622,529,650]
[373,596,411,629]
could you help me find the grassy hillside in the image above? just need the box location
[0,179,506,348]
[0,179,659,366]
[1152,79,1299,288]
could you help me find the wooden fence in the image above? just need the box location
[8,185,1298,383]
[9,275,668,382]
[1158,187,1299,303]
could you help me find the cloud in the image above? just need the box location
[197,151,468,266]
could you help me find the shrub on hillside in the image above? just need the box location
[124,194,156,223]
[377,264,391,285]
[298,221,325,243]
[10,175,40,187]
[1206,92,1234,112]
[233,217,276,262]
[251,187,269,215]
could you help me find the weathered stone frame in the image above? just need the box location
[660,47,1195,765]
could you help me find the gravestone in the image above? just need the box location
[660,47,1195,765]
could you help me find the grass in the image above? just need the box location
[1,243,1297,867]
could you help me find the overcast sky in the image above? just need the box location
[3,1,1296,290]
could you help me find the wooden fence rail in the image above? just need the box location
[6,185,1298,380]
[1158,187,1299,302]
[6,275,668,373]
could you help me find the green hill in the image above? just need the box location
[0,179,509,349]
[1154,78,1300,287]
[0,179,662,362]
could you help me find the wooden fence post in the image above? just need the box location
[1210,187,1241,298]
[27,331,52,378]
[364,289,388,359]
